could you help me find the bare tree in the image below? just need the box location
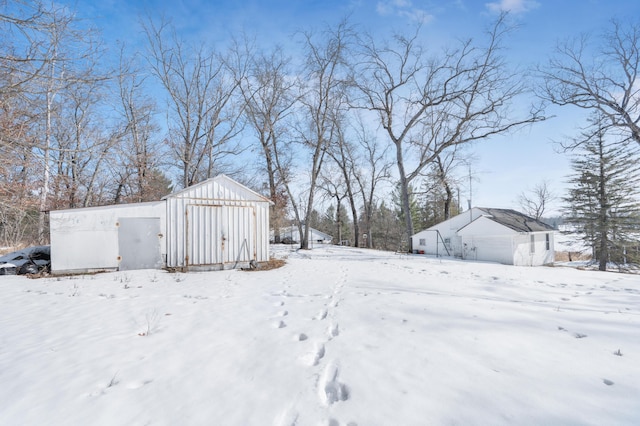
[0,99,39,245]
[517,180,555,220]
[418,145,470,225]
[236,40,298,242]
[318,163,348,244]
[349,116,392,248]
[540,19,640,147]
[0,1,53,245]
[355,15,545,250]
[51,81,117,208]
[0,0,49,101]
[143,18,242,188]
[324,113,362,246]
[287,20,354,249]
[110,44,168,203]
[22,1,106,240]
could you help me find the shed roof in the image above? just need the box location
[476,208,555,233]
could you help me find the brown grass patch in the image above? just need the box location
[242,258,286,271]
[555,251,592,262]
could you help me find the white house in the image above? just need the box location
[50,175,272,274]
[411,207,556,266]
[271,226,333,245]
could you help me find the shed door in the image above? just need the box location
[187,205,223,265]
[225,206,255,264]
[118,217,162,270]
[187,205,255,266]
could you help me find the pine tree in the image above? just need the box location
[563,118,640,270]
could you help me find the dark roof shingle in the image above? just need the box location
[478,208,555,233]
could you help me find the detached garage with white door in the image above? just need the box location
[50,175,272,274]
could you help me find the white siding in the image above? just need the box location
[411,208,485,256]
[50,201,166,273]
[460,235,514,264]
[165,175,270,269]
[412,208,555,266]
[50,175,271,273]
[513,232,555,266]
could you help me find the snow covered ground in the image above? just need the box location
[1,245,639,425]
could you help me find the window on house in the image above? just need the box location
[545,233,550,251]
[419,238,426,246]
[530,234,535,253]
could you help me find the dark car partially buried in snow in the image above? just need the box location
[0,245,51,275]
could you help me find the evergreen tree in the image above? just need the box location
[563,117,640,270]
[370,200,405,251]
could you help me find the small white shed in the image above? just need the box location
[272,226,333,245]
[411,207,555,266]
[50,175,272,274]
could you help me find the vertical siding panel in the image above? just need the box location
[165,175,271,269]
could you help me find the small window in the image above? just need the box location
[419,238,426,246]
[530,234,535,253]
[545,233,550,251]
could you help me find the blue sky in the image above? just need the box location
[67,0,640,215]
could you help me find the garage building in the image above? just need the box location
[50,175,272,274]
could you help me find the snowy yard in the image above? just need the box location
[1,246,639,425]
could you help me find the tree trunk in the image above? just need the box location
[38,81,54,243]
[396,142,413,251]
[443,181,453,220]
[598,143,608,271]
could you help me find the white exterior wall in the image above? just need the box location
[412,209,555,266]
[273,226,332,244]
[460,235,515,264]
[459,219,555,266]
[457,218,516,264]
[165,176,271,269]
[411,208,485,256]
[50,201,166,273]
[513,232,555,266]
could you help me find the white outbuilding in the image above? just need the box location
[271,226,333,245]
[50,175,272,274]
[411,207,556,266]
